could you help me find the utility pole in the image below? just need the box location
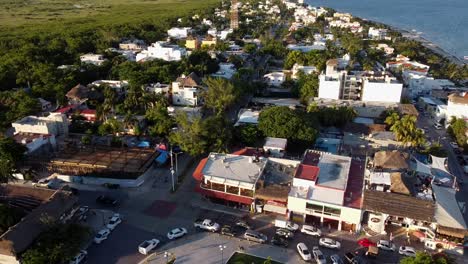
[170,147,175,192]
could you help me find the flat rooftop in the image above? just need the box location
[264,137,287,150]
[202,153,267,184]
[316,153,351,190]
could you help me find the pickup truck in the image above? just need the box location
[194,219,220,232]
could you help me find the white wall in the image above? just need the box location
[318,75,341,100]
[0,254,19,264]
[447,101,468,121]
[361,80,402,103]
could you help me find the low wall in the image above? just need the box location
[55,173,146,188]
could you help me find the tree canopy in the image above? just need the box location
[0,137,27,183]
[202,77,238,116]
[258,106,317,144]
[385,113,426,147]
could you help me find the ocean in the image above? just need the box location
[305,0,468,60]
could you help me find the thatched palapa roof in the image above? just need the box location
[374,150,409,170]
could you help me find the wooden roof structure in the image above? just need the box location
[363,189,435,222]
[48,146,158,179]
[390,172,412,195]
[176,72,202,87]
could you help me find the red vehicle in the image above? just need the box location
[358,238,377,247]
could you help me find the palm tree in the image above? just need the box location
[385,112,400,127]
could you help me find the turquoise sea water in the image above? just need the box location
[305,0,468,59]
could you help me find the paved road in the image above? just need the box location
[416,114,468,223]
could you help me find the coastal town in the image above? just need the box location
[0,0,467,264]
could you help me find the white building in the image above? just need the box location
[211,63,237,79]
[12,133,56,154]
[446,92,468,121]
[12,113,68,136]
[368,27,388,40]
[80,54,106,66]
[287,151,364,231]
[91,80,129,93]
[264,72,286,87]
[171,72,203,106]
[263,137,287,158]
[292,64,318,79]
[318,59,402,103]
[375,44,394,55]
[167,27,192,39]
[386,54,430,75]
[145,83,170,96]
[361,76,403,103]
[136,42,187,62]
[287,44,325,52]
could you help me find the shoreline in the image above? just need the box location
[308,3,467,66]
[369,20,466,66]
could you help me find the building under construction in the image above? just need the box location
[230,0,239,29]
[47,146,159,179]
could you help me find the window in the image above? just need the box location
[226,186,239,195]
[324,206,341,216]
[306,203,323,212]
[240,188,254,197]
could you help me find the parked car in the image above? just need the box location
[377,240,396,251]
[167,227,187,240]
[312,246,326,264]
[235,220,252,230]
[138,239,160,255]
[221,225,236,237]
[33,178,52,188]
[75,206,89,221]
[69,250,87,264]
[276,228,294,239]
[271,234,288,248]
[434,123,443,129]
[358,238,377,248]
[301,225,321,237]
[194,219,220,232]
[399,246,416,257]
[330,254,344,264]
[106,214,122,230]
[275,218,299,231]
[244,230,267,243]
[319,237,341,249]
[450,142,459,149]
[296,243,312,261]
[96,195,118,207]
[94,228,111,244]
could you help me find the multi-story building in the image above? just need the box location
[368,27,389,40]
[287,150,365,231]
[12,113,68,136]
[171,72,203,106]
[136,42,187,62]
[446,92,468,121]
[318,60,402,103]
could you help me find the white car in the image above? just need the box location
[285,222,299,232]
[399,246,416,257]
[296,243,312,261]
[434,123,443,129]
[106,215,122,230]
[377,240,396,251]
[167,227,187,240]
[319,237,341,249]
[301,225,321,237]
[138,239,160,255]
[312,246,326,264]
[450,142,459,149]
[69,250,87,264]
[94,228,111,244]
